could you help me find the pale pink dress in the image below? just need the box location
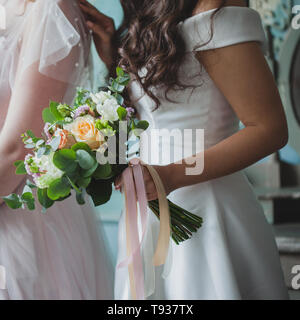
[0,0,113,299]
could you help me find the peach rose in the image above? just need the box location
[64,115,104,150]
[57,130,76,149]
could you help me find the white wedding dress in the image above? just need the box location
[115,7,289,300]
[0,0,113,299]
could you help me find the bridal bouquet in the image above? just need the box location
[2,68,202,244]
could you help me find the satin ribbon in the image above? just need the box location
[117,161,171,300]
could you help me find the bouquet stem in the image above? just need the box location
[148,199,203,245]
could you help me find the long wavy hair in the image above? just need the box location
[116,0,226,108]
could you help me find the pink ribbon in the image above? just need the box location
[117,164,148,300]
[117,161,171,300]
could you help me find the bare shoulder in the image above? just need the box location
[193,0,247,15]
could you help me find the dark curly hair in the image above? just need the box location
[116,0,226,108]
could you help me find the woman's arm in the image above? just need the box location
[0,63,71,203]
[121,41,288,200]
[0,1,85,203]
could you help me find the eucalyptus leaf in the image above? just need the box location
[114,93,124,105]
[37,188,54,209]
[53,149,77,173]
[136,120,149,131]
[81,161,98,178]
[71,142,91,154]
[47,177,71,201]
[37,146,47,158]
[2,194,22,209]
[25,199,35,211]
[25,144,35,149]
[22,185,32,196]
[76,176,91,189]
[49,136,61,152]
[93,162,112,180]
[26,179,37,189]
[36,139,45,147]
[86,179,112,206]
[76,149,96,170]
[111,80,125,93]
[117,75,130,85]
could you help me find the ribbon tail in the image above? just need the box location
[123,167,145,300]
[145,165,171,266]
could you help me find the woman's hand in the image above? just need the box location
[114,161,174,201]
[78,0,116,69]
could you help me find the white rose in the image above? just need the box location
[97,98,120,123]
[90,91,113,105]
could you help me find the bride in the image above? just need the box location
[0,0,113,299]
[80,0,289,299]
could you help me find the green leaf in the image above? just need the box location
[55,193,71,202]
[53,149,77,173]
[26,179,37,189]
[21,190,35,211]
[111,80,125,93]
[26,130,36,139]
[25,199,35,211]
[42,108,56,124]
[37,146,47,158]
[117,75,130,85]
[76,192,85,205]
[44,147,51,156]
[116,67,124,77]
[22,185,32,196]
[136,120,149,131]
[71,142,91,154]
[117,106,127,121]
[114,93,124,105]
[81,161,98,178]
[21,192,33,201]
[50,101,64,121]
[25,144,35,149]
[93,163,112,180]
[2,194,22,209]
[47,177,71,201]
[15,161,27,175]
[49,136,61,151]
[76,176,91,188]
[76,150,96,170]
[36,139,45,147]
[37,188,54,209]
[14,160,24,168]
[86,179,112,206]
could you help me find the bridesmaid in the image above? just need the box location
[0,0,113,299]
[80,0,289,299]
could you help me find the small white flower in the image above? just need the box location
[34,153,64,189]
[65,117,73,123]
[90,90,113,105]
[97,98,120,123]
